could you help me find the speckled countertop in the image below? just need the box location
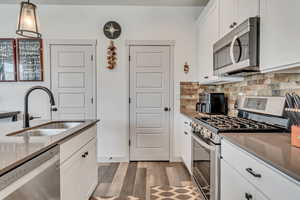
[0,119,99,176]
[221,132,300,183]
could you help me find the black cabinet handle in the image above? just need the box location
[245,193,253,200]
[246,168,262,178]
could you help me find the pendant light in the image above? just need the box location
[16,0,41,38]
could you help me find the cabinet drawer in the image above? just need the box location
[222,139,300,200]
[221,159,269,200]
[60,125,96,164]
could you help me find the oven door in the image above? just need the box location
[192,135,220,200]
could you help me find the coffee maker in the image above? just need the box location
[196,93,227,114]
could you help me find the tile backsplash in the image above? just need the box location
[181,72,300,116]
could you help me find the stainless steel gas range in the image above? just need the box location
[191,96,289,200]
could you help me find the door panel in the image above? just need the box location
[220,0,237,37]
[51,45,95,120]
[130,46,170,161]
[237,0,259,24]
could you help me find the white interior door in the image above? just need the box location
[130,45,171,161]
[50,44,95,120]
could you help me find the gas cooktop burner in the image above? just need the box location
[195,116,283,132]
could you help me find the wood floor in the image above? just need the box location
[92,162,194,199]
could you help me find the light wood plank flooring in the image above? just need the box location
[92,162,194,199]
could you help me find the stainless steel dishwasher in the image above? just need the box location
[0,146,60,200]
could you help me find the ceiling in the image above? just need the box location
[1,0,209,6]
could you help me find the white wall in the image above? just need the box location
[0,4,200,161]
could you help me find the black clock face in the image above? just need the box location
[103,21,122,39]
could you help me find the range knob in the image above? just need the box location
[202,128,212,139]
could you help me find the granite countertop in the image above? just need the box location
[221,132,300,183]
[0,119,99,176]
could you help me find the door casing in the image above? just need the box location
[126,40,175,162]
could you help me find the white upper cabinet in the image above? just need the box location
[219,0,237,37]
[260,0,300,72]
[220,0,259,37]
[197,0,219,82]
[237,0,260,24]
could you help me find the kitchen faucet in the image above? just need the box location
[23,86,56,128]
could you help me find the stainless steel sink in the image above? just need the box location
[38,122,83,129]
[12,129,67,137]
[7,121,83,137]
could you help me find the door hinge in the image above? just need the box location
[91,97,94,104]
[129,140,131,146]
[129,56,131,61]
[91,55,94,61]
[129,97,131,104]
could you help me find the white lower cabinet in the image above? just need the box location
[60,126,98,200]
[180,114,192,174]
[221,160,268,200]
[61,146,84,200]
[221,139,300,200]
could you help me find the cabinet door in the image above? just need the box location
[260,0,300,72]
[61,149,84,200]
[237,0,259,24]
[186,130,192,174]
[180,115,186,160]
[220,0,237,37]
[221,160,256,200]
[81,139,98,199]
[198,0,219,81]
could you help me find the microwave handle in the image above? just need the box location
[230,35,239,65]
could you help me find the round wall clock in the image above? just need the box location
[103,21,122,39]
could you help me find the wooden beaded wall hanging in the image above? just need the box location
[107,40,117,69]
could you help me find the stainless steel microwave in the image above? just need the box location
[213,17,260,76]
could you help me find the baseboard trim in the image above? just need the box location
[170,156,182,162]
[97,156,129,163]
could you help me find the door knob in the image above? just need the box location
[164,107,170,112]
[51,107,58,112]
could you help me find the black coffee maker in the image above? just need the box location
[196,93,227,114]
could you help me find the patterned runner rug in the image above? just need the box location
[91,185,201,200]
[150,185,201,200]
[91,196,140,200]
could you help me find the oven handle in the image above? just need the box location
[230,35,239,65]
[193,135,215,152]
